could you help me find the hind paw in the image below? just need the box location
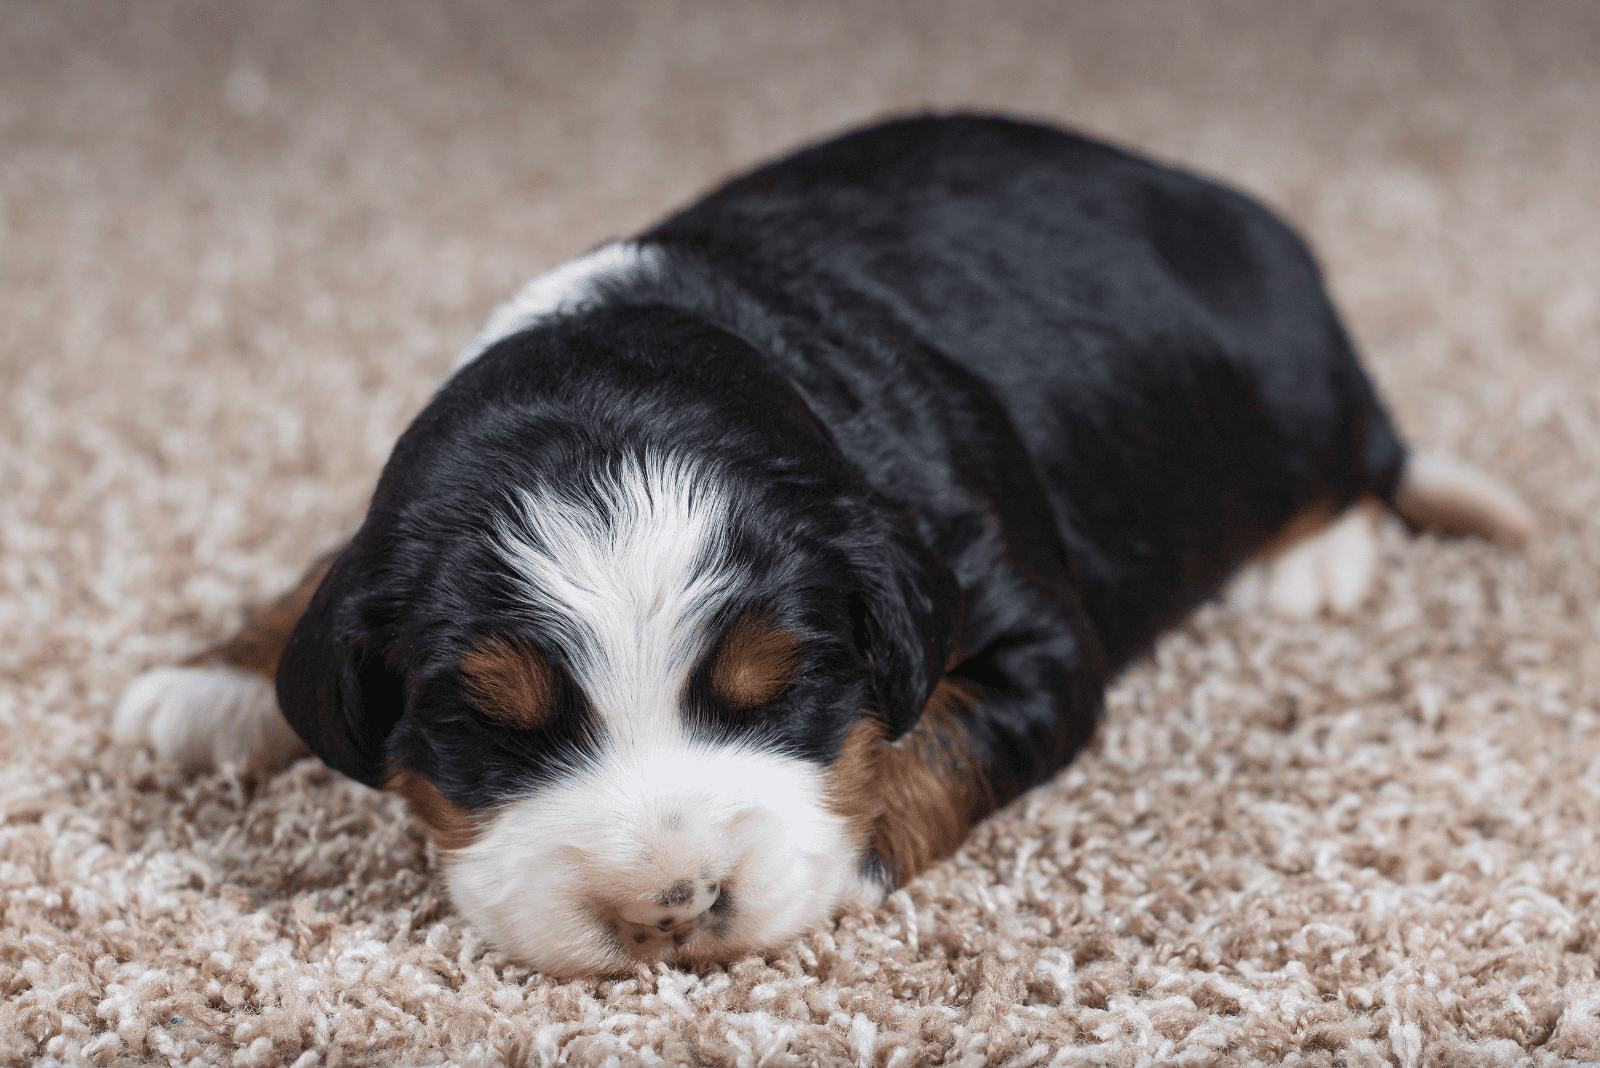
[1227,504,1382,618]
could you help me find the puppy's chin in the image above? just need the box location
[440,741,875,978]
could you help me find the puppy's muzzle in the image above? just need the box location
[614,879,725,955]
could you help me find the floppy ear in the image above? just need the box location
[850,518,961,741]
[276,560,407,789]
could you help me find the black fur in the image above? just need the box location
[278,114,1403,872]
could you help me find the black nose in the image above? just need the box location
[617,881,724,954]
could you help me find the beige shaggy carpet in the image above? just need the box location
[4,2,1600,1064]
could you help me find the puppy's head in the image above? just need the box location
[278,315,963,976]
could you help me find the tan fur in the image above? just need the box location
[827,679,992,884]
[187,551,338,677]
[459,635,556,729]
[386,767,483,851]
[1256,501,1339,558]
[710,611,805,708]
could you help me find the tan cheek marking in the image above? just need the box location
[386,767,483,851]
[189,551,338,677]
[826,678,992,886]
[711,612,805,708]
[459,635,555,729]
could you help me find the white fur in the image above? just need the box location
[492,454,737,727]
[450,241,664,375]
[1228,504,1382,618]
[461,454,870,976]
[449,739,872,976]
[113,664,308,775]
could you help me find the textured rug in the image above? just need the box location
[4,2,1599,1064]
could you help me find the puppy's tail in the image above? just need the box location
[1390,449,1536,547]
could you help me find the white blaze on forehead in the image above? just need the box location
[492,453,738,742]
[451,240,664,375]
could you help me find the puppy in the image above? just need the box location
[115,114,1533,977]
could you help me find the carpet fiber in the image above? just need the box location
[4,2,1599,1064]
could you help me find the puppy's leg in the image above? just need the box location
[114,552,337,776]
[1229,451,1536,618]
[1391,449,1535,548]
[1227,501,1384,618]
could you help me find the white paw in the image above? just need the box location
[113,664,308,775]
[1227,504,1382,618]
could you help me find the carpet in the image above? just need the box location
[4,1,1599,1064]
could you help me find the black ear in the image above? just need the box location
[276,560,407,789]
[849,515,961,740]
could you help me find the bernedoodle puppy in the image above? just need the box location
[115,114,1533,977]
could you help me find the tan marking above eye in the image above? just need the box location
[459,634,556,729]
[710,611,806,708]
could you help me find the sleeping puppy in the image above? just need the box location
[114,114,1533,978]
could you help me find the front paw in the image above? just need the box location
[112,665,308,776]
